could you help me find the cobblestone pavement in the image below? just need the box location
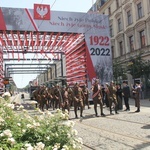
[11,93,150,150]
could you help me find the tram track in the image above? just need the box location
[75,116,150,144]
[16,102,150,149]
[10,95,19,103]
[23,104,150,127]
[83,144,96,150]
[83,112,150,126]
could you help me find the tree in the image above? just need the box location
[113,60,124,82]
[142,60,150,88]
[143,60,150,77]
[127,53,145,79]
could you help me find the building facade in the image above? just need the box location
[96,0,150,60]
[89,0,109,12]
[95,0,150,96]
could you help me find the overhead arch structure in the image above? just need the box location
[0,4,113,90]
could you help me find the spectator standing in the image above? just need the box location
[122,81,130,111]
[140,82,144,100]
[116,84,123,110]
[101,84,106,106]
[134,82,141,112]
[91,79,105,117]
[105,83,110,108]
[108,81,118,114]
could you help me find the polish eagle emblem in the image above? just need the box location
[36,6,48,18]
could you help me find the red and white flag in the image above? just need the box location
[34,4,50,20]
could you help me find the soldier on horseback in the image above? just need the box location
[73,82,84,118]
[91,79,105,117]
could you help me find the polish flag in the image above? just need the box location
[34,4,50,20]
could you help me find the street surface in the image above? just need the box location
[11,93,150,150]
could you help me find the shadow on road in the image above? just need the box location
[13,102,36,111]
[147,135,150,139]
[132,142,150,150]
[141,124,150,129]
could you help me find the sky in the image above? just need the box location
[0,0,94,12]
[0,0,95,88]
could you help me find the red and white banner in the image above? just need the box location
[0,6,113,85]
[85,33,113,84]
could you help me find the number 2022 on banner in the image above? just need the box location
[89,36,111,56]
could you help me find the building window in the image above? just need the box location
[137,2,143,19]
[139,30,145,48]
[119,41,123,56]
[127,10,132,25]
[110,25,113,37]
[129,36,134,51]
[116,0,119,8]
[118,18,122,32]
[108,7,111,15]
[91,3,97,12]
[100,0,106,6]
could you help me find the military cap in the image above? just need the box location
[94,79,99,82]
[110,81,114,84]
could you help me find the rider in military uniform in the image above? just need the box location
[32,87,40,108]
[134,82,141,112]
[108,81,119,114]
[38,85,49,111]
[54,84,61,109]
[82,84,90,109]
[61,85,70,112]
[49,85,55,110]
[91,79,105,117]
[66,83,74,107]
[73,82,84,118]
[104,83,110,108]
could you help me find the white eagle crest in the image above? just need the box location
[36,6,48,18]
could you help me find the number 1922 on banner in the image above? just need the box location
[89,36,111,56]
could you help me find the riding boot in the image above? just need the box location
[135,108,140,112]
[100,104,105,116]
[110,107,114,115]
[115,107,118,114]
[94,107,98,116]
[74,107,78,118]
[80,107,83,117]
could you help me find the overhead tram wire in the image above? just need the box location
[21,57,25,86]
[84,12,109,34]
[34,0,58,69]
[37,0,97,34]
[30,0,45,67]
[49,2,109,40]
[37,0,57,29]
[16,0,45,79]
[29,0,57,75]
[44,2,107,73]
[22,1,107,79]
[4,2,105,88]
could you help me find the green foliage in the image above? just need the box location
[0,98,83,150]
[127,53,150,78]
[143,60,150,76]
[113,60,125,81]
